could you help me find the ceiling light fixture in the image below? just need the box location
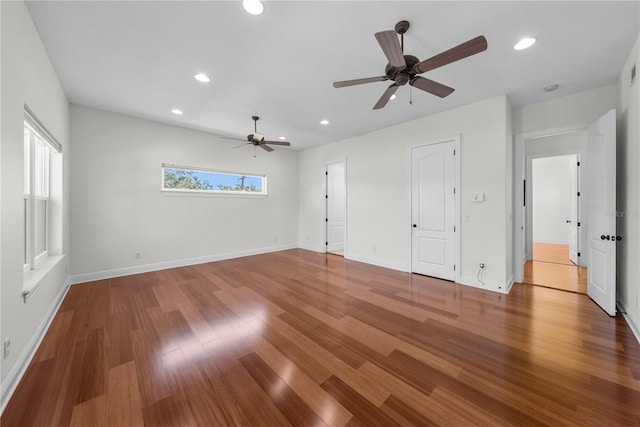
[171,109,183,115]
[514,37,537,51]
[194,73,210,83]
[320,119,329,125]
[278,136,286,140]
[242,0,264,15]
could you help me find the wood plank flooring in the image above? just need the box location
[3,249,640,426]
[525,242,587,294]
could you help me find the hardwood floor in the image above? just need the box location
[3,249,639,426]
[525,242,587,294]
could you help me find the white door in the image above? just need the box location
[587,109,616,316]
[411,141,456,280]
[568,155,580,265]
[326,162,346,253]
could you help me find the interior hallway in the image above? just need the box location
[523,242,587,294]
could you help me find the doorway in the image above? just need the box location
[525,154,587,294]
[325,161,346,256]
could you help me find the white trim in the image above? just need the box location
[408,135,461,283]
[0,277,71,415]
[618,301,640,344]
[23,254,65,300]
[459,275,510,294]
[346,253,408,273]
[70,243,297,284]
[298,243,325,253]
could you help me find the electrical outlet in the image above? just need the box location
[3,338,10,359]
[135,252,142,259]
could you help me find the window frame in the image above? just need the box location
[23,108,60,273]
[161,163,267,197]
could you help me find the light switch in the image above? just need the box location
[472,192,485,202]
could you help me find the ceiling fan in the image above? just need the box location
[333,21,487,110]
[226,116,291,152]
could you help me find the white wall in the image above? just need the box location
[1,0,70,409]
[617,34,640,339]
[532,156,573,244]
[513,84,618,134]
[299,95,512,293]
[70,105,299,281]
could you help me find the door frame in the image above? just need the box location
[514,124,588,283]
[323,159,347,255]
[525,151,586,266]
[408,135,461,283]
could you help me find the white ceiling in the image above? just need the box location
[26,1,639,151]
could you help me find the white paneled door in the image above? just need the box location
[587,109,616,316]
[411,141,456,281]
[326,162,346,253]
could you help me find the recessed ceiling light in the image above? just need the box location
[544,84,559,92]
[278,136,286,140]
[242,0,264,15]
[194,73,210,83]
[171,109,183,115]
[320,119,329,125]
[390,94,396,100]
[514,37,537,51]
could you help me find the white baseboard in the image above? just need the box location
[345,253,409,272]
[70,244,297,285]
[459,275,510,294]
[618,301,640,344]
[298,243,325,253]
[1,277,71,415]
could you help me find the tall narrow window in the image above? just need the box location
[23,108,61,272]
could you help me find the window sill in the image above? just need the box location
[23,254,65,301]
[161,189,267,198]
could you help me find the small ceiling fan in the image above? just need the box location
[225,116,291,152]
[333,21,487,110]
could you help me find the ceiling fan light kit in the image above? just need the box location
[333,20,488,110]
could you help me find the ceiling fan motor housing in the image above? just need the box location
[385,54,419,85]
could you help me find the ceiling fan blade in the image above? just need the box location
[263,140,291,146]
[410,76,455,98]
[414,35,488,74]
[333,76,388,88]
[373,84,399,110]
[375,30,406,69]
[259,144,274,152]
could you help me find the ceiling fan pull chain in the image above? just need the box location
[410,84,413,105]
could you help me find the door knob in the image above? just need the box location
[566,220,571,223]
[412,224,417,228]
[616,235,623,241]
[601,235,610,240]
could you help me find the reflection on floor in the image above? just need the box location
[328,250,344,257]
[524,242,587,294]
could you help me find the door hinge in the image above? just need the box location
[577,192,581,196]
[578,252,581,257]
[453,149,456,155]
[325,242,328,245]
[325,218,328,222]
[453,264,456,271]
[453,187,456,194]
[454,226,456,232]
[577,222,581,226]
[577,161,581,166]
[325,194,328,199]
[325,171,328,176]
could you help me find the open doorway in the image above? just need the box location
[525,154,587,294]
[325,161,346,256]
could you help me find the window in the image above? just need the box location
[24,108,61,272]
[162,164,266,195]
